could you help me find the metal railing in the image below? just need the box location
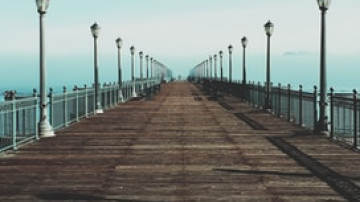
[196,78,359,150]
[0,79,161,152]
[330,89,359,148]
[0,96,38,152]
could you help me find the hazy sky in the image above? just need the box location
[1,0,360,90]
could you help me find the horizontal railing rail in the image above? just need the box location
[0,78,162,152]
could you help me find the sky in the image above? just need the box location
[1,0,360,92]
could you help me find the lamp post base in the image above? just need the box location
[118,89,124,103]
[39,120,56,138]
[95,109,104,114]
[315,122,330,137]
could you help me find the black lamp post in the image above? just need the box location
[219,51,223,82]
[146,55,149,79]
[91,22,104,114]
[241,37,248,85]
[209,56,212,79]
[228,45,233,83]
[264,20,274,111]
[36,0,55,138]
[316,0,331,134]
[241,36,249,102]
[214,54,217,79]
[150,57,153,78]
[115,37,124,102]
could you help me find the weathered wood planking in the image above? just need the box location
[0,82,359,202]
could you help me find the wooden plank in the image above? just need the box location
[0,82,359,202]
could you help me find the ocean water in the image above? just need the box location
[1,53,359,102]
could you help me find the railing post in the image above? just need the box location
[299,85,304,127]
[270,82,273,113]
[49,88,54,126]
[252,81,255,108]
[92,84,96,115]
[84,85,89,118]
[12,96,17,150]
[75,85,79,122]
[258,81,261,109]
[64,86,68,127]
[278,83,282,118]
[287,84,291,122]
[330,87,334,139]
[314,86,318,131]
[111,82,114,107]
[103,83,107,109]
[353,89,358,149]
[33,89,39,140]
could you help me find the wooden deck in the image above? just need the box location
[1,82,360,202]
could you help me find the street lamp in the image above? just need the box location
[241,37,248,85]
[206,60,209,79]
[150,57,153,78]
[91,22,103,114]
[115,37,124,102]
[228,45,233,82]
[316,0,331,135]
[130,46,137,97]
[209,56,213,79]
[264,20,274,111]
[146,55,149,79]
[36,0,55,138]
[241,36,249,102]
[214,54,217,79]
[219,51,223,82]
[139,51,144,92]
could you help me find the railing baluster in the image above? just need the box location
[330,87,334,139]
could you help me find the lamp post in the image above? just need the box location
[206,60,209,79]
[219,51,223,82]
[91,23,103,114]
[150,57,153,78]
[241,37,248,85]
[139,51,144,92]
[264,20,274,111]
[209,56,213,79]
[130,46,137,97]
[154,60,157,78]
[228,45,233,83]
[115,37,124,102]
[241,36,248,102]
[316,0,331,134]
[36,0,55,138]
[214,54,217,80]
[146,55,149,79]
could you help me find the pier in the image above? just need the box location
[1,82,360,201]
